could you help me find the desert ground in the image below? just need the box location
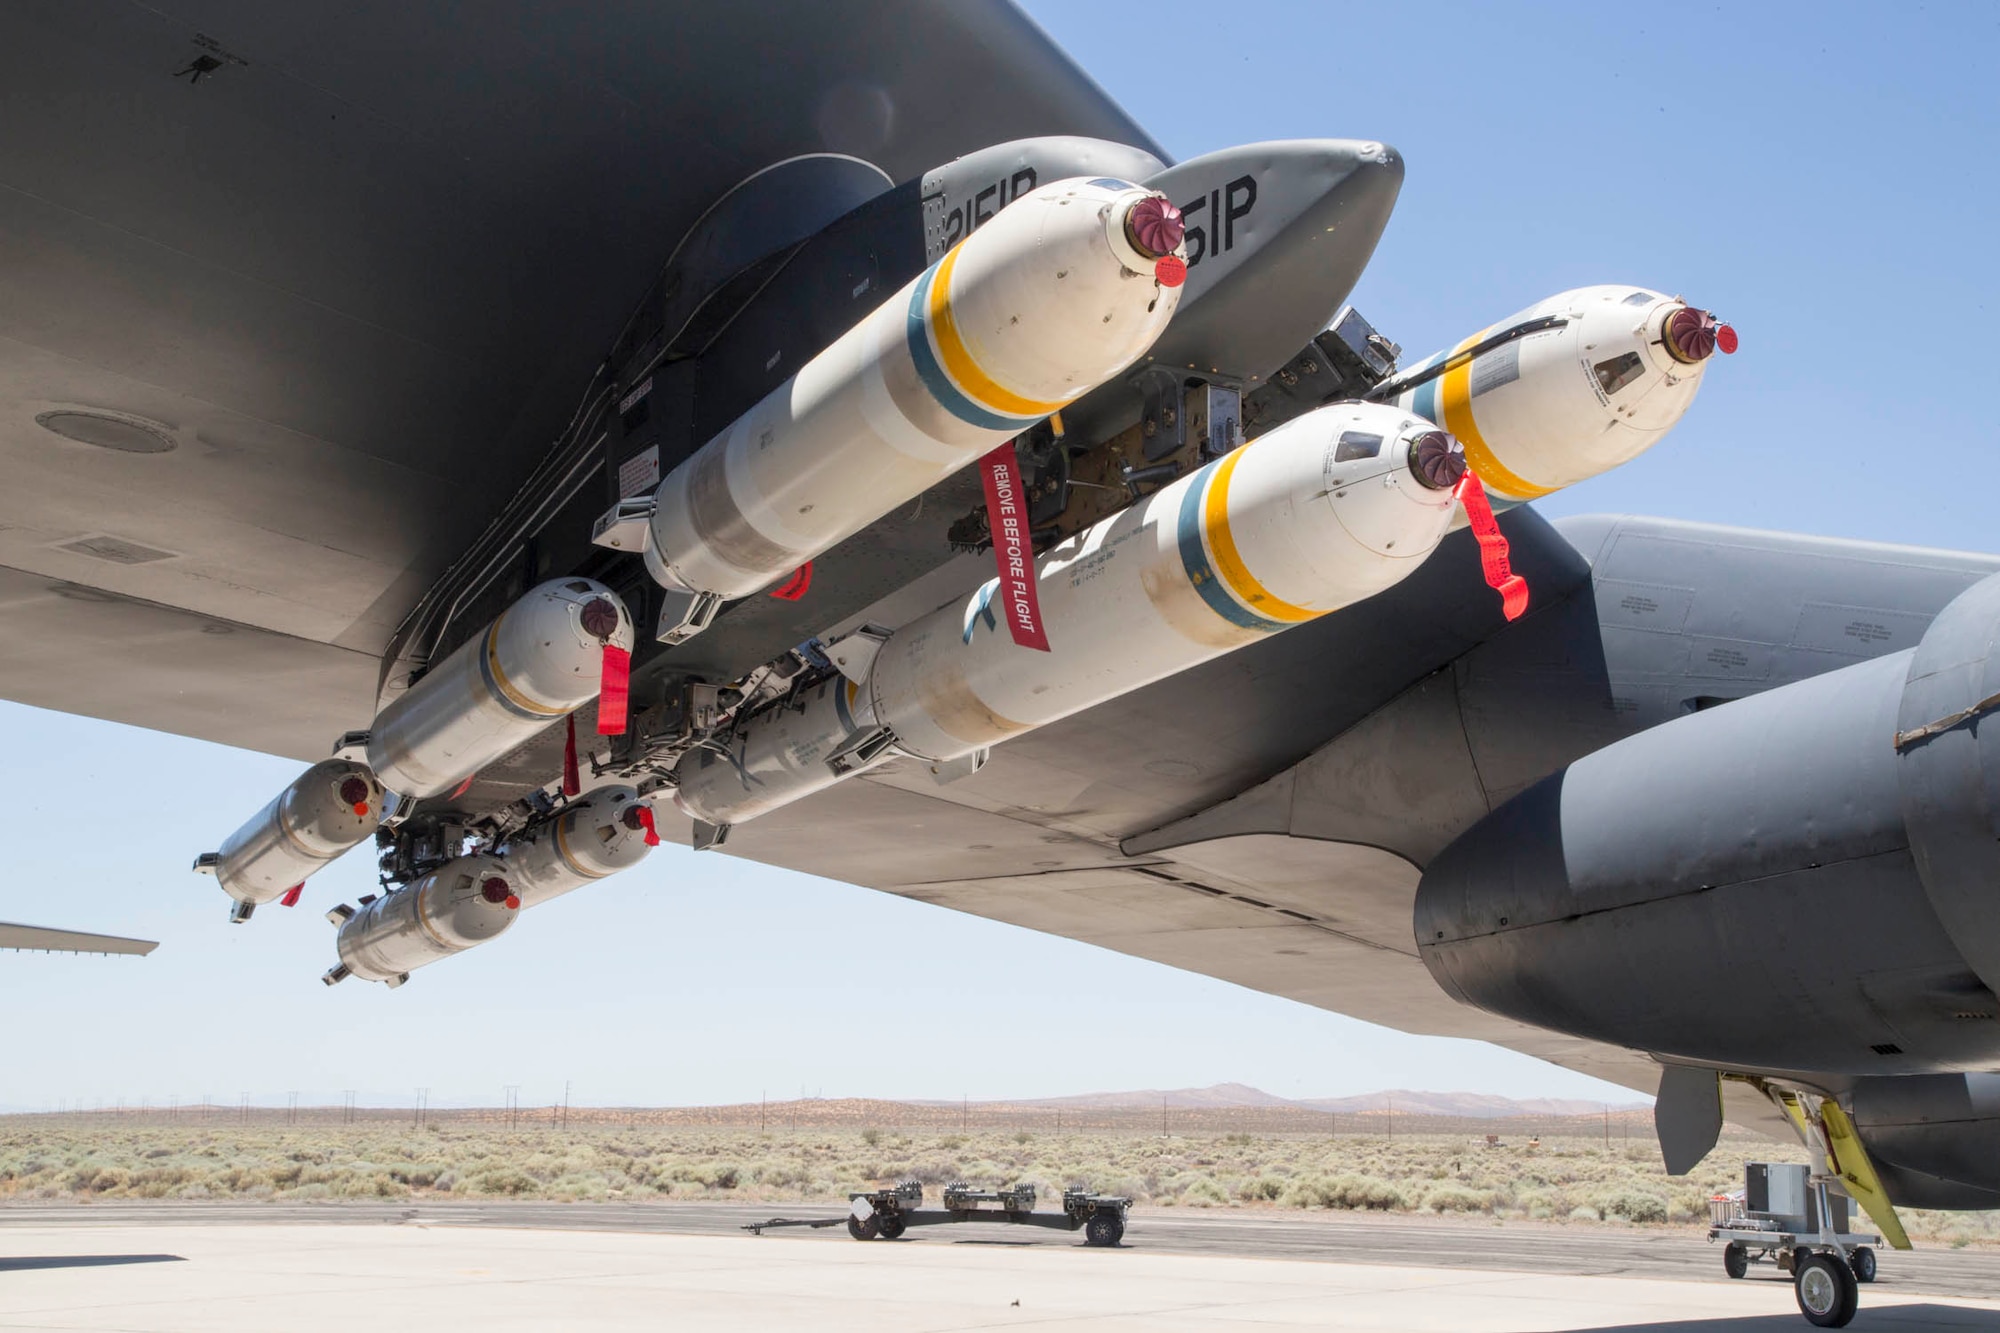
[4,1106,1994,1248]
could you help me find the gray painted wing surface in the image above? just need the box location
[0,0,1156,758]
[669,514,1993,1120]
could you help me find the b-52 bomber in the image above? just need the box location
[3,5,1996,1311]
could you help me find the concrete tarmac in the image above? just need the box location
[2,1204,1998,1330]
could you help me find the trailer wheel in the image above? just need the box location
[1849,1247,1875,1283]
[1084,1212,1124,1247]
[1723,1242,1748,1279]
[847,1215,880,1241]
[877,1214,906,1240]
[1794,1252,1857,1328]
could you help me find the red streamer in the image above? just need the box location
[562,714,581,797]
[978,442,1051,652]
[278,884,303,908]
[770,562,814,601]
[634,805,661,848]
[598,644,631,736]
[1456,473,1530,621]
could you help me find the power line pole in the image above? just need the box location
[562,1081,570,1132]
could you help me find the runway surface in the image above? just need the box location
[3,1201,1999,1299]
[2,1203,1998,1329]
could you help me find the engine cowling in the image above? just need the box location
[1850,1074,2000,1209]
[1415,570,2000,1076]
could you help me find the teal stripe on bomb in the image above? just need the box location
[1174,463,1288,634]
[904,264,1038,432]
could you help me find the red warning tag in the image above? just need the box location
[771,562,813,601]
[278,884,303,908]
[978,442,1050,652]
[562,714,582,798]
[598,644,631,736]
[1456,473,1530,621]
[634,805,661,848]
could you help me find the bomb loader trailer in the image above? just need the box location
[745,1181,1131,1247]
[1708,1162,1886,1329]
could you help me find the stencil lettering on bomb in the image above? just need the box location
[1178,174,1258,267]
[935,167,1040,248]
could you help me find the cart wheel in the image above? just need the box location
[1085,1212,1124,1247]
[877,1214,906,1240]
[1849,1246,1875,1283]
[1723,1242,1748,1279]
[1794,1252,1858,1328]
[847,1215,880,1241]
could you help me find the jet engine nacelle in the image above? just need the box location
[1416,570,2000,1076]
[1850,1074,2000,1209]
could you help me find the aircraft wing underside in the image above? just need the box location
[0,0,1158,759]
[15,6,1989,1151]
[649,510,1679,1095]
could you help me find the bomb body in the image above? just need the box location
[197,759,384,922]
[641,177,1187,614]
[1388,285,1727,502]
[673,401,1465,827]
[366,579,635,800]
[325,855,518,986]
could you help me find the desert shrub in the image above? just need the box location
[1237,1175,1285,1202]
[1597,1190,1668,1224]
[469,1168,537,1196]
[1422,1185,1493,1213]
[1181,1177,1230,1207]
[1280,1173,1407,1211]
[1518,1189,1561,1219]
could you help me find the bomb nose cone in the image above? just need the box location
[1409,430,1468,490]
[579,596,621,641]
[1663,305,1723,364]
[1123,194,1185,259]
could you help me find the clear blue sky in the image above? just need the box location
[1,2,1992,1113]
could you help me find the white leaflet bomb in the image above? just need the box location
[366,578,635,800]
[672,402,1468,828]
[194,759,384,923]
[1387,285,1732,502]
[322,855,517,987]
[502,785,659,910]
[625,177,1188,641]
[317,789,659,986]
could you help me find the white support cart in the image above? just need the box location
[1707,1163,1880,1327]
